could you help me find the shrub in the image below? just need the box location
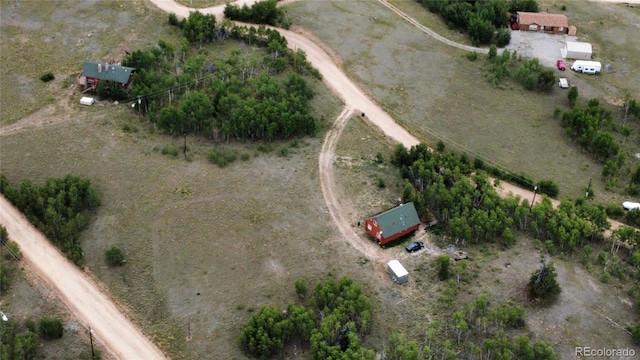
[582,245,593,266]
[537,180,559,198]
[208,148,237,167]
[377,177,386,189]
[168,12,180,27]
[25,318,36,333]
[294,279,308,299]
[436,256,451,281]
[436,141,446,152]
[4,241,22,261]
[376,152,384,164]
[495,28,511,47]
[568,86,578,108]
[0,263,11,292]
[257,144,273,153]
[0,225,7,246]
[161,145,179,157]
[488,45,498,60]
[40,72,55,83]
[240,152,251,161]
[122,124,138,133]
[606,203,625,217]
[105,246,125,267]
[625,209,640,227]
[466,51,479,61]
[597,252,607,266]
[633,323,640,345]
[39,318,64,339]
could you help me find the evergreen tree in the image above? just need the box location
[527,261,561,304]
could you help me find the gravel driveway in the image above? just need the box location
[506,30,572,68]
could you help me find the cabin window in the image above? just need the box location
[529,25,538,31]
[559,26,564,31]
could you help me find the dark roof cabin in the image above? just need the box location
[365,202,421,246]
[77,61,136,93]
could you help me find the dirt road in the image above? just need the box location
[377,0,489,53]
[0,196,167,360]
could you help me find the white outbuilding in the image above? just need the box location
[561,41,592,60]
[387,260,409,284]
[80,97,95,106]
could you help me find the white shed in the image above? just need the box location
[387,260,409,284]
[561,41,592,60]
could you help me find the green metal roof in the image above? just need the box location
[374,202,420,237]
[82,61,135,84]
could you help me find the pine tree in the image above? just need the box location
[527,261,561,304]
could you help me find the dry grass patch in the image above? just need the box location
[0,0,184,125]
[286,0,640,202]
[0,69,349,359]
[174,0,226,8]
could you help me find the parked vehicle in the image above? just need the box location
[558,78,569,88]
[623,201,640,211]
[571,60,601,74]
[405,241,424,253]
[557,59,566,70]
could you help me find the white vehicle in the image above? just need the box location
[558,78,569,89]
[387,260,409,284]
[623,201,640,211]
[571,60,601,75]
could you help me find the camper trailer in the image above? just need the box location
[571,60,601,75]
[387,260,409,284]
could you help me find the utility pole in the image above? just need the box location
[183,132,188,160]
[529,186,538,213]
[186,315,192,342]
[89,328,95,359]
[585,178,592,199]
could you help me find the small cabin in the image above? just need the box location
[365,202,421,246]
[77,61,136,93]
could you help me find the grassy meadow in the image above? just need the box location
[285,0,640,203]
[1,0,640,359]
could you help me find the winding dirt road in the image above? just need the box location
[0,196,167,360]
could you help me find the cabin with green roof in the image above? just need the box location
[77,61,136,93]
[365,202,421,246]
